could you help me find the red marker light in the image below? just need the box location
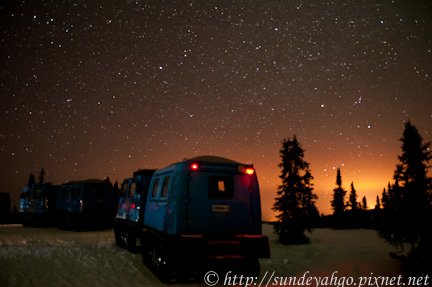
[191,163,199,170]
[245,168,255,175]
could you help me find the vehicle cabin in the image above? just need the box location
[18,183,59,226]
[0,192,11,224]
[141,156,270,281]
[114,169,155,251]
[56,179,116,229]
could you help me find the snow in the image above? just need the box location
[263,227,399,278]
[0,224,399,286]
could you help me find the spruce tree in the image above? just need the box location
[27,174,36,187]
[273,136,319,245]
[330,168,346,216]
[375,195,381,210]
[330,169,347,228]
[38,168,45,184]
[361,196,367,210]
[381,187,388,209]
[113,181,121,196]
[348,181,359,211]
[379,121,432,273]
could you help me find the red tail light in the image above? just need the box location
[238,165,255,175]
[245,168,255,175]
[131,203,136,209]
[191,163,199,170]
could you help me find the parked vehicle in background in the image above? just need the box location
[140,156,270,282]
[114,169,155,251]
[0,192,11,224]
[56,179,116,230]
[18,183,59,226]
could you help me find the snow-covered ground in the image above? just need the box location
[0,224,400,287]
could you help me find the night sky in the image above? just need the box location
[1,0,431,219]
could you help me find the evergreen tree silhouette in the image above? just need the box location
[273,136,319,245]
[375,195,381,210]
[113,181,120,193]
[27,174,36,187]
[379,121,432,274]
[348,181,359,211]
[361,196,367,210]
[381,187,388,209]
[38,168,45,184]
[330,169,347,228]
[331,168,346,216]
[104,176,113,188]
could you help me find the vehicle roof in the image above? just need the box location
[156,155,251,173]
[186,155,241,165]
[133,169,156,177]
[62,179,107,185]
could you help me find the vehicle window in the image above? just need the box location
[61,187,68,199]
[93,185,104,199]
[151,178,160,198]
[70,186,81,199]
[129,182,137,198]
[161,176,170,198]
[34,188,42,199]
[208,176,233,199]
[141,177,152,194]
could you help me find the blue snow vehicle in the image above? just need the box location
[19,183,59,226]
[140,156,270,281]
[56,179,117,229]
[114,169,155,251]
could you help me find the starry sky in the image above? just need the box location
[1,0,431,219]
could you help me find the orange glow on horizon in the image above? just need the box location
[255,153,399,221]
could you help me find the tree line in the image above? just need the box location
[273,121,431,274]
